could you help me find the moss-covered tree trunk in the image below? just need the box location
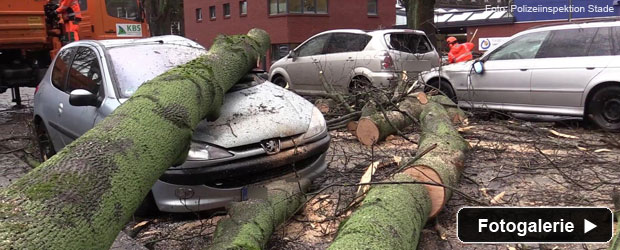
[208,179,309,250]
[329,93,469,249]
[0,29,270,250]
[329,174,431,250]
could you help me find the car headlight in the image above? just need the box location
[186,142,233,161]
[303,107,327,140]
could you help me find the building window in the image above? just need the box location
[367,0,377,15]
[196,8,202,21]
[240,1,247,15]
[223,3,231,17]
[209,6,216,19]
[269,0,327,15]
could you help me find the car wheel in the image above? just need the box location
[424,79,457,102]
[349,76,372,107]
[272,75,288,88]
[588,86,620,131]
[35,123,56,162]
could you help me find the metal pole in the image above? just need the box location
[568,0,572,21]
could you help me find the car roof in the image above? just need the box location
[70,35,205,50]
[525,19,620,33]
[314,28,427,37]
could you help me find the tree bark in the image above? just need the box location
[328,174,431,250]
[330,93,469,248]
[207,179,309,250]
[356,111,412,146]
[404,101,470,217]
[428,95,466,124]
[0,29,270,250]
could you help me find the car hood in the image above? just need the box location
[192,82,312,148]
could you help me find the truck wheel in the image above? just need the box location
[424,79,456,102]
[35,124,56,162]
[588,86,620,131]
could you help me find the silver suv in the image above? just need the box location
[269,29,440,95]
[420,21,620,130]
[32,36,329,213]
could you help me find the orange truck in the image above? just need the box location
[0,0,149,104]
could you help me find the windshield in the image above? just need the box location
[108,44,206,98]
[106,0,140,21]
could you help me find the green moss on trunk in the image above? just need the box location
[0,29,270,250]
[207,179,309,250]
[329,174,431,250]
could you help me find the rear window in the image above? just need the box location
[385,33,433,54]
[108,44,206,98]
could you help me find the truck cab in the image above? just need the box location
[0,0,149,104]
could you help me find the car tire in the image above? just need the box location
[272,75,288,88]
[35,123,56,162]
[587,86,620,131]
[134,191,158,217]
[424,79,457,102]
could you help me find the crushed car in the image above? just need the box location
[32,36,329,213]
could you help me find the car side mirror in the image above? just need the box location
[69,89,100,107]
[473,61,484,74]
[288,50,297,61]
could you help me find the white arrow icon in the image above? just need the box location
[584,219,597,234]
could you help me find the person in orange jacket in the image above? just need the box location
[447,36,474,64]
[54,0,82,42]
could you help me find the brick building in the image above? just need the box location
[184,0,396,66]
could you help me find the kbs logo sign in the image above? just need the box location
[116,24,143,37]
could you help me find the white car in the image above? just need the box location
[420,21,620,130]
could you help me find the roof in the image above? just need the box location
[92,35,204,49]
[433,8,515,28]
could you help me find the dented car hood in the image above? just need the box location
[191,82,312,148]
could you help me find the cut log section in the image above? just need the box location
[0,29,271,250]
[403,101,470,217]
[356,111,412,146]
[328,174,431,250]
[428,95,466,124]
[315,98,336,114]
[208,179,309,250]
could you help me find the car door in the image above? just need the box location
[322,33,372,92]
[468,31,549,106]
[285,34,329,91]
[55,46,104,146]
[529,27,613,109]
[42,47,78,149]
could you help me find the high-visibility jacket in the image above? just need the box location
[448,42,474,64]
[56,0,82,20]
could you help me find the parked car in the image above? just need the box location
[33,36,330,213]
[419,21,620,130]
[269,29,440,95]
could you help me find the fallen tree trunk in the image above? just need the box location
[355,93,428,145]
[404,100,470,217]
[0,29,270,250]
[208,179,309,250]
[330,92,469,248]
[328,174,431,250]
[428,95,466,124]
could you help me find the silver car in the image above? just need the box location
[32,36,329,213]
[420,21,620,130]
[269,29,440,95]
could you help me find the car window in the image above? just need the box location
[296,34,329,57]
[108,44,206,98]
[587,27,612,56]
[487,31,549,60]
[325,33,371,54]
[385,33,433,54]
[536,28,597,58]
[67,47,102,94]
[613,27,620,55]
[51,47,77,91]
